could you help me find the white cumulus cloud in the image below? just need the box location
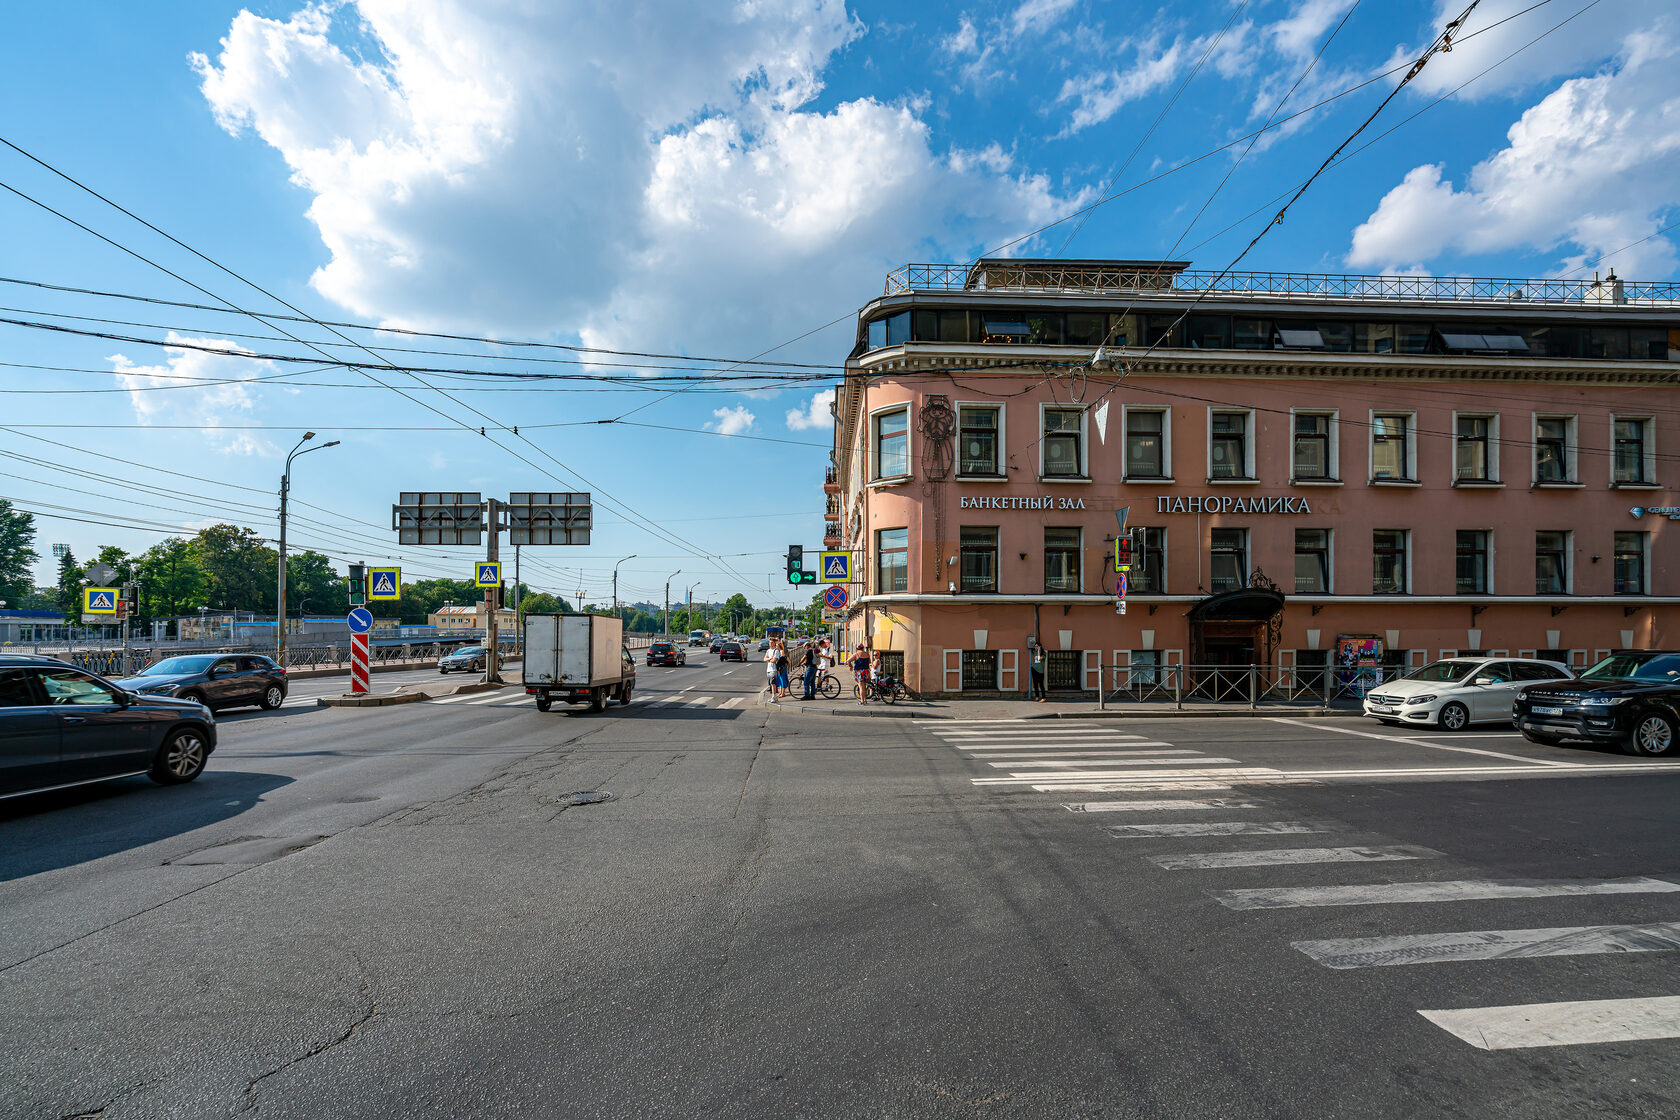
[785,389,834,431]
[707,405,756,437]
[1348,30,1680,277]
[107,333,276,456]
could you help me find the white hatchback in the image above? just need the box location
[1363,657,1576,731]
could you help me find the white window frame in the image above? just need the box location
[1038,403,1089,482]
[1450,411,1500,484]
[1531,412,1579,485]
[1121,404,1173,481]
[953,400,1007,481]
[1293,526,1333,594]
[1288,408,1339,484]
[1609,413,1657,487]
[868,403,912,483]
[1368,410,1417,483]
[1207,407,1258,483]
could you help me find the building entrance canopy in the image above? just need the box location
[1186,587,1286,623]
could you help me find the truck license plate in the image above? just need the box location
[1533,706,1563,716]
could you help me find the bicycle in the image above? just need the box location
[809,672,842,699]
[857,675,907,704]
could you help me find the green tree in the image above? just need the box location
[91,545,136,585]
[0,499,38,607]
[55,548,82,620]
[136,538,208,620]
[193,525,276,613]
[518,591,566,616]
[720,593,753,634]
[284,551,346,618]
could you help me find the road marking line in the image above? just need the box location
[1265,717,1579,767]
[975,767,1285,783]
[430,693,483,704]
[1108,820,1345,837]
[1419,997,1680,1050]
[465,693,513,705]
[952,740,1177,750]
[1295,922,1680,969]
[934,729,1152,739]
[1213,877,1680,910]
[993,756,1236,768]
[1036,781,1241,793]
[720,697,743,709]
[1067,798,1267,813]
[1151,845,1440,870]
[967,749,1201,759]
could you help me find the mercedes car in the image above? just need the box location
[1363,656,1574,731]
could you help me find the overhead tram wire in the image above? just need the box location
[0,168,764,589]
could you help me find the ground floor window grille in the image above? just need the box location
[960,650,997,690]
[1045,650,1081,690]
[1295,650,1329,693]
[879,651,905,680]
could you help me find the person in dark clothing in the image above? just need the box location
[1029,641,1046,702]
[799,643,818,700]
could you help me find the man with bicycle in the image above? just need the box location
[798,641,818,701]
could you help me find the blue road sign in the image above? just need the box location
[818,551,851,583]
[83,587,118,614]
[475,561,501,587]
[823,585,848,610]
[347,607,374,634]
[369,567,401,600]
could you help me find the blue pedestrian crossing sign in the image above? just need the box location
[818,551,851,583]
[368,567,401,601]
[83,587,119,614]
[475,561,501,588]
[346,607,374,635]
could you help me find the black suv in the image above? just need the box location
[718,640,747,663]
[1514,650,1680,756]
[646,642,686,667]
[1,654,217,798]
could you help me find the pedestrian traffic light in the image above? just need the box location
[347,561,366,606]
[1115,533,1134,572]
[786,545,816,585]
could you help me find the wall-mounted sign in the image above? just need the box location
[1630,505,1680,520]
[960,495,1087,510]
[1156,495,1313,515]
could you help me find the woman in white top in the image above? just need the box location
[763,640,779,702]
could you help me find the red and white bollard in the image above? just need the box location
[350,631,371,694]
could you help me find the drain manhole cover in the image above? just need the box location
[557,790,614,807]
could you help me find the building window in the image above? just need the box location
[1292,413,1333,480]
[1210,528,1248,593]
[1210,411,1250,479]
[1132,527,1166,593]
[1044,527,1081,592]
[1294,529,1330,593]
[958,405,1001,477]
[1042,408,1085,478]
[960,650,998,690]
[1130,650,1161,686]
[1613,417,1651,484]
[1373,529,1408,594]
[1535,416,1573,483]
[872,407,909,480]
[959,527,998,592]
[1371,414,1411,481]
[1044,650,1081,691]
[876,527,908,593]
[1125,409,1167,478]
[1535,531,1569,594]
[1456,530,1489,594]
[1615,531,1647,594]
[1455,415,1494,481]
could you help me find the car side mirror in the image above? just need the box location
[1472,676,1494,687]
[116,690,133,707]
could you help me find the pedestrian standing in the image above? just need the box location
[774,639,790,699]
[1029,641,1046,702]
[764,638,779,703]
[850,643,871,703]
[817,639,833,673]
[799,641,818,700]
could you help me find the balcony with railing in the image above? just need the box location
[824,520,842,548]
[824,464,839,494]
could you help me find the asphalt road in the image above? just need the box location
[3,650,1678,1119]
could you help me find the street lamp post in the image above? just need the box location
[612,554,637,620]
[277,432,340,667]
[663,570,681,640]
[686,583,699,639]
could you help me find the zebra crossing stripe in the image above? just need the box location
[992,757,1239,769]
[1419,997,1680,1050]
[1066,798,1266,813]
[933,729,1152,739]
[956,741,1176,751]
[720,697,743,709]
[1107,820,1345,837]
[1212,877,1680,911]
[1294,921,1680,969]
[974,767,1284,784]
[1150,845,1440,870]
[968,749,1201,759]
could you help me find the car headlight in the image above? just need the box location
[139,684,175,694]
[1405,694,1437,705]
[1580,696,1627,707]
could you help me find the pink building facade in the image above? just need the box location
[829,260,1680,698]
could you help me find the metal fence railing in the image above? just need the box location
[1093,663,1371,710]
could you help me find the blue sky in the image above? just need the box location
[1,0,1674,605]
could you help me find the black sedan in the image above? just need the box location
[1514,650,1680,757]
[646,642,686,667]
[1,654,216,798]
[117,653,287,713]
[718,640,747,663]
[439,646,502,674]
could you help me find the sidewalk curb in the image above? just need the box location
[317,691,430,708]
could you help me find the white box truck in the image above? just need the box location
[522,613,636,712]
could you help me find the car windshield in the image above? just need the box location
[140,655,217,676]
[1404,660,1480,684]
[1582,653,1680,681]
[453,647,482,656]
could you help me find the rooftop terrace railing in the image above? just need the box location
[883,264,1680,307]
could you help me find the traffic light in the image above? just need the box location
[786,545,816,585]
[347,562,367,606]
[1114,532,1134,573]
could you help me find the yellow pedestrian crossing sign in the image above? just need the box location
[83,587,119,614]
[368,567,401,601]
[818,551,851,583]
[475,561,501,587]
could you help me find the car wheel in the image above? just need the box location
[1624,712,1677,757]
[619,685,633,706]
[1438,702,1470,732]
[259,685,285,711]
[439,667,449,675]
[589,687,605,713]
[1521,731,1562,746]
[535,694,551,712]
[181,690,209,709]
[150,728,209,784]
